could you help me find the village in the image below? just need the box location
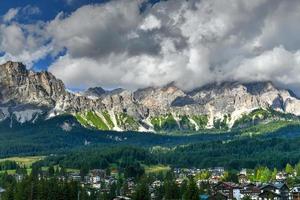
[2,166,300,200]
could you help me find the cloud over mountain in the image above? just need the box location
[1,0,300,93]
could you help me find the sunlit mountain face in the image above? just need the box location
[1,61,300,134]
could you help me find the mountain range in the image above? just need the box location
[1,61,300,133]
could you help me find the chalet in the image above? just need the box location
[238,174,249,184]
[259,182,289,200]
[239,183,261,200]
[213,182,240,200]
[273,182,289,200]
[258,190,281,200]
[240,169,247,176]
[290,186,300,200]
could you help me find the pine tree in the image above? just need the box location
[183,178,199,200]
[133,178,150,200]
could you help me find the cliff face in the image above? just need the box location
[1,61,300,132]
[0,61,65,106]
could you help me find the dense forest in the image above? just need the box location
[157,137,300,169]
[2,114,300,171]
[0,115,236,157]
[36,135,300,172]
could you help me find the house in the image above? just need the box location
[14,174,24,182]
[213,182,240,200]
[92,183,101,189]
[69,173,81,182]
[258,190,281,200]
[151,180,162,188]
[199,194,210,200]
[0,187,5,200]
[210,167,225,177]
[290,186,300,200]
[209,175,222,184]
[238,174,249,184]
[259,182,289,200]
[276,172,287,181]
[90,169,106,178]
[240,183,261,200]
[273,182,289,200]
[240,169,247,176]
[209,191,228,200]
[175,178,184,185]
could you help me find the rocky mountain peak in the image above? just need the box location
[2,61,300,132]
[83,87,106,98]
[0,61,27,72]
[0,61,66,107]
[243,81,278,95]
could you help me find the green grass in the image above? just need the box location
[241,120,300,136]
[76,111,110,130]
[0,156,45,168]
[191,115,208,129]
[116,113,139,130]
[213,115,229,130]
[75,114,89,127]
[102,111,114,129]
[144,164,170,174]
[0,166,78,175]
[86,111,109,130]
[0,169,17,175]
[179,115,196,130]
[151,114,178,131]
[233,108,298,128]
[0,156,44,175]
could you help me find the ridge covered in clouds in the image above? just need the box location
[1,0,300,94]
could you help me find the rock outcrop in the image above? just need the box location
[1,61,300,132]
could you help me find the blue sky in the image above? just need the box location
[0,0,109,71]
[0,0,160,72]
[0,0,109,21]
[0,0,160,22]
[1,0,300,94]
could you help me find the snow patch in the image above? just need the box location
[13,109,43,124]
[60,122,73,132]
[189,117,199,131]
[109,110,123,131]
[0,107,10,121]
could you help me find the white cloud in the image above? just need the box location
[233,47,300,85]
[2,0,300,94]
[140,15,161,31]
[2,8,20,23]
[0,21,51,67]
[22,5,41,16]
